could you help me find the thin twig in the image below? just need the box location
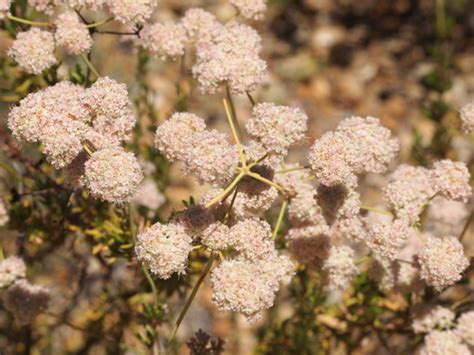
[167,253,216,346]
[7,14,51,27]
[272,200,288,240]
[80,54,99,78]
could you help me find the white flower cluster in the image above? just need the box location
[230,0,267,20]
[8,28,57,75]
[8,78,143,203]
[28,0,156,24]
[0,256,26,288]
[308,116,399,187]
[412,306,455,334]
[135,8,267,94]
[155,112,238,186]
[417,236,469,292]
[246,103,308,156]
[383,160,471,224]
[135,222,193,279]
[0,256,50,325]
[417,310,474,354]
[54,11,93,55]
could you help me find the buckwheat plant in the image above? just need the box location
[0,1,472,353]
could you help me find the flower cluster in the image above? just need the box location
[54,11,93,55]
[416,310,474,354]
[0,256,50,325]
[8,27,57,75]
[230,0,267,20]
[308,116,399,187]
[8,78,143,203]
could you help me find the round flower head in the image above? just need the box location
[80,147,143,203]
[2,280,50,325]
[366,219,411,261]
[0,199,9,227]
[0,256,26,288]
[417,236,469,292]
[260,251,295,285]
[8,82,88,143]
[28,0,60,15]
[55,11,93,55]
[181,8,221,42]
[332,216,367,243]
[383,165,436,224]
[0,0,11,19]
[8,28,57,75]
[41,122,86,169]
[200,222,232,251]
[274,164,312,198]
[210,256,283,322]
[308,131,357,187]
[336,116,399,174]
[322,245,358,291]
[183,130,238,186]
[426,196,469,236]
[229,218,274,260]
[230,0,267,20]
[154,112,207,162]
[80,77,136,143]
[368,257,397,292]
[430,160,471,203]
[456,311,474,346]
[233,187,278,219]
[286,226,331,265]
[135,222,192,279]
[243,139,285,169]
[412,306,455,334]
[459,102,474,133]
[288,186,327,227]
[133,179,165,210]
[246,103,308,156]
[419,330,470,355]
[192,21,266,95]
[106,0,157,24]
[139,22,187,60]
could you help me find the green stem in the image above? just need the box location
[275,165,309,174]
[272,200,288,240]
[359,205,393,217]
[167,253,216,346]
[85,17,113,28]
[7,15,51,27]
[205,172,245,208]
[81,54,99,78]
[246,171,284,193]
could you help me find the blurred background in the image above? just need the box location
[0,0,473,353]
